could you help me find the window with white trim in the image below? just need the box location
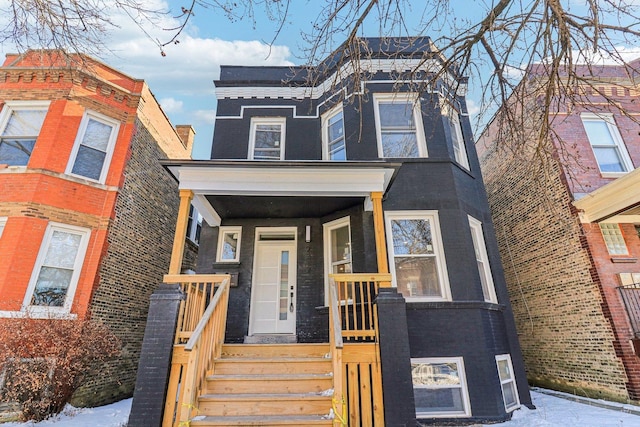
[322,106,346,160]
[216,226,242,262]
[385,211,450,300]
[0,101,49,166]
[581,113,633,174]
[496,354,520,412]
[374,93,427,158]
[412,357,471,417]
[187,205,203,245]
[448,111,469,169]
[468,216,497,303]
[323,217,352,305]
[66,111,119,182]
[600,223,628,255]
[24,223,90,311]
[249,117,286,160]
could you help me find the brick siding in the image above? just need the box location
[70,119,180,406]
[478,131,630,401]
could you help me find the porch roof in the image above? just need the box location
[573,166,640,223]
[162,160,400,226]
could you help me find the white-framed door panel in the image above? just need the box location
[249,235,297,335]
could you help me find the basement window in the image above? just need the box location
[412,357,471,417]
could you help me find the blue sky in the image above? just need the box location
[1,1,638,159]
[95,0,481,159]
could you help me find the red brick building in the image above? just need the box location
[477,61,640,402]
[0,51,193,405]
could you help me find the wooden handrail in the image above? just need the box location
[178,278,230,423]
[329,279,345,426]
[185,279,229,351]
[329,282,344,350]
[163,275,231,426]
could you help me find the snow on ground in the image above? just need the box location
[2,389,639,426]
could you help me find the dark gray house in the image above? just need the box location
[131,37,532,427]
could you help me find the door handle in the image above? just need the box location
[290,292,294,312]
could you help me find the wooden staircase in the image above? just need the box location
[189,343,335,426]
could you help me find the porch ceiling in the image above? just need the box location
[162,160,400,226]
[206,195,364,219]
[573,166,640,223]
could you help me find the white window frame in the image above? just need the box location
[65,110,120,184]
[0,217,6,239]
[468,216,498,303]
[373,93,427,158]
[412,357,471,418]
[322,104,346,161]
[216,226,242,263]
[600,223,629,255]
[581,113,633,176]
[495,354,520,412]
[323,216,352,305]
[248,117,286,160]
[187,205,203,245]
[23,222,91,314]
[444,105,469,169]
[385,211,451,301]
[0,100,50,167]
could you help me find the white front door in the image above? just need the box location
[249,240,297,335]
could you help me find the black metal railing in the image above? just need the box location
[618,284,640,337]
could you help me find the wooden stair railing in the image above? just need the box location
[162,274,231,427]
[329,273,390,427]
[329,281,346,426]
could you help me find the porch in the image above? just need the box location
[128,161,416,426]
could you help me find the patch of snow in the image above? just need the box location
[3,389,640,426]
[2,399,132,427]
[322,408,335,419]
[320,388,334,396]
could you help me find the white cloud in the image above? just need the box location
[159,97,183,113]
[466,99,480,117]
[193,109,216,125]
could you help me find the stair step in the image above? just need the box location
[191,414,333,426]
[213,357,331,375]
[207,373,333,394]
[222,343,329,358]
[198,393,332,416]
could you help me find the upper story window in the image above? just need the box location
[374,93,427,158]
[322,106,346,160]
[0,101,49,166]
[66,110,120,183]
[581,113,633,174]
[24,222,90,312]
[468,216,497,303]
[249,117,286,160]
[442,102,469,169]
[385,211,450,301]
[0,217,6,239]
[187,205,203,245]
[600,223,628,255]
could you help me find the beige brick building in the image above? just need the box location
[477,60,640,402]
